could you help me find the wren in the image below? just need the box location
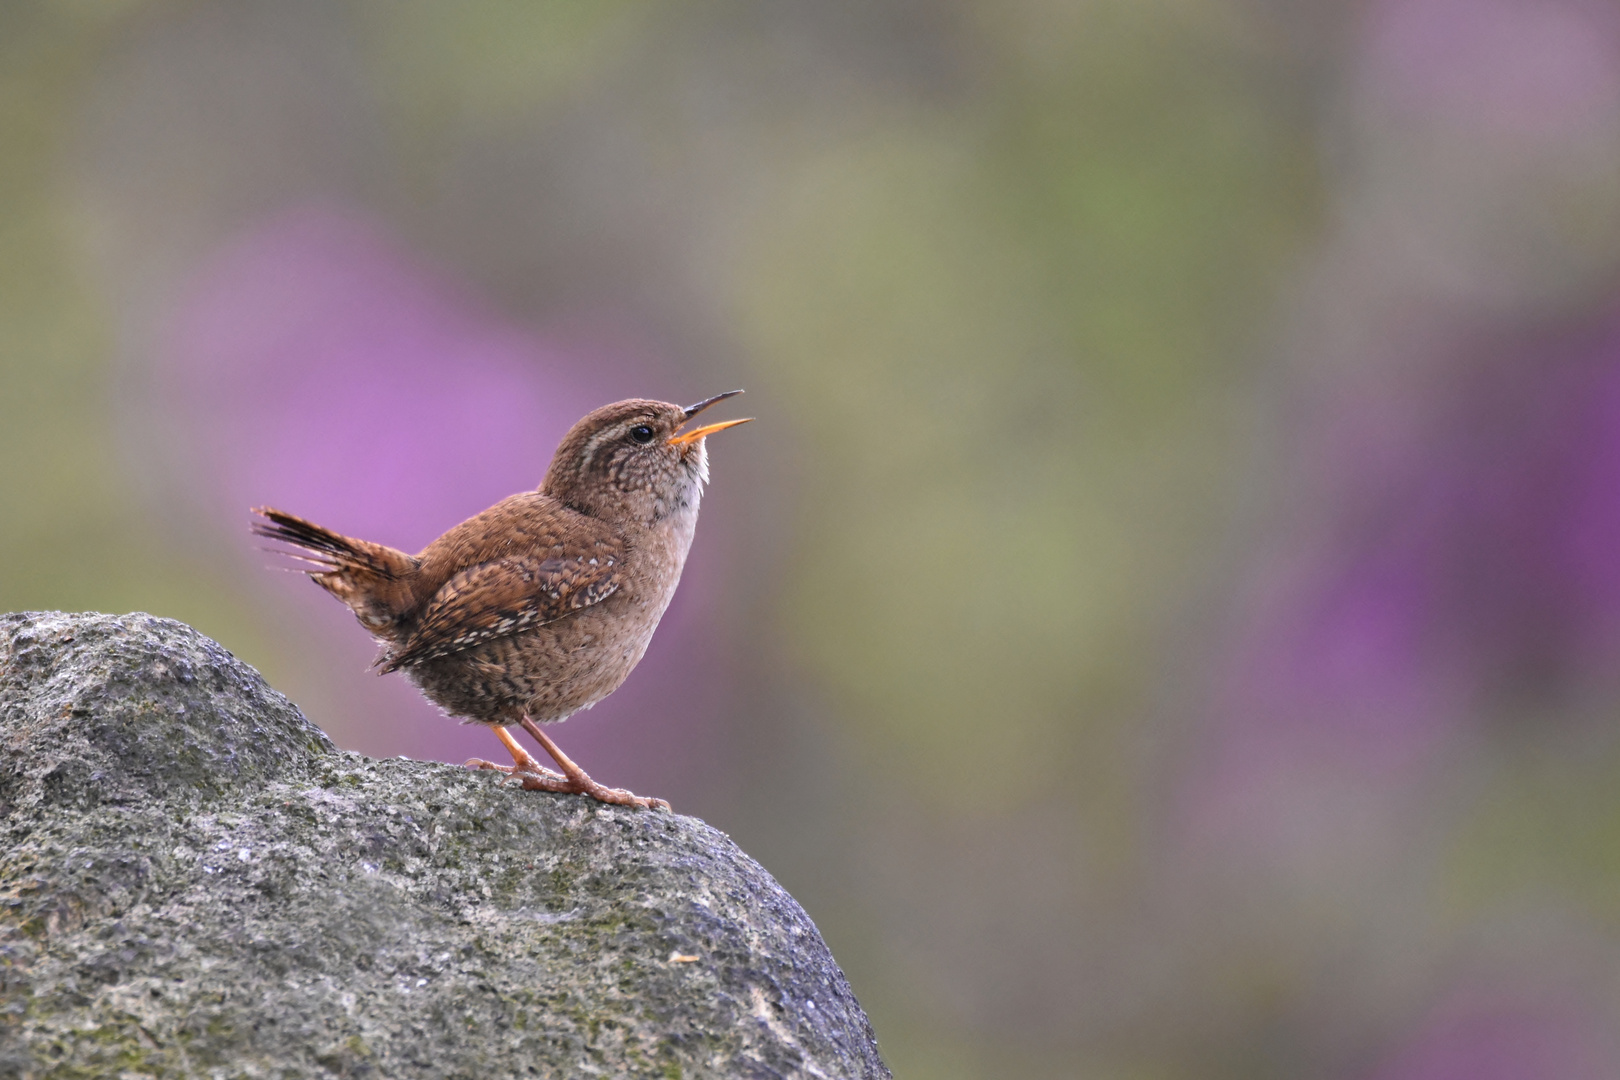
[251,391,751,810]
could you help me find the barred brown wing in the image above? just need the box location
[380,535,626,671]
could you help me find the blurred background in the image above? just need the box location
[7,0,1620,1075]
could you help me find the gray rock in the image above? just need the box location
[0,612,889,1080]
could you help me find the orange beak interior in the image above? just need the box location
[669,416,753,446]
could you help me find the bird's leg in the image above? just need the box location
[494,725,563,778]
[519,716,671,811]
[465,725,568,786]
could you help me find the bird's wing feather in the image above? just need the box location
[380,532,626,671]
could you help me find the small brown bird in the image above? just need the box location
[251,391,751,811]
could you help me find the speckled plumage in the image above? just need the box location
[251,394,749,808]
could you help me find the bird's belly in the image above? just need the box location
[402,591,665,725]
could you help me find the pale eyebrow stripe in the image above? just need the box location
[578,424,626,470]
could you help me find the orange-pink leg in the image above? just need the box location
[465,725,566,784]
[519,716,671,811]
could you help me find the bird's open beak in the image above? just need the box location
[671,389,752,446]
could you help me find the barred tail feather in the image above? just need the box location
[250,507,423,641]
[250,508,408,580]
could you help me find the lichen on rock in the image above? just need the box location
[0,612,889,1079]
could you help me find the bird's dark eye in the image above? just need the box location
[629,424,656,445]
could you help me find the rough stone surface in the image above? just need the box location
[0,612,889,1080]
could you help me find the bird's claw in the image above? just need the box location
[468,756,668,810]
[556,776,672,811]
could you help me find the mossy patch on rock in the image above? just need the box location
[0,612,889,1079]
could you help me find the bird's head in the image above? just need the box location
[542,391,751,523]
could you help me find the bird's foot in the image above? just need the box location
[467,755,669,808]
[465,757,567,783]
[517,716,672,812]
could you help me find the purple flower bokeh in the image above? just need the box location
[1368,990,1613,1080]
[1362,0,1620,140]
[1183,309,1620,863]
[158,203,736,790]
